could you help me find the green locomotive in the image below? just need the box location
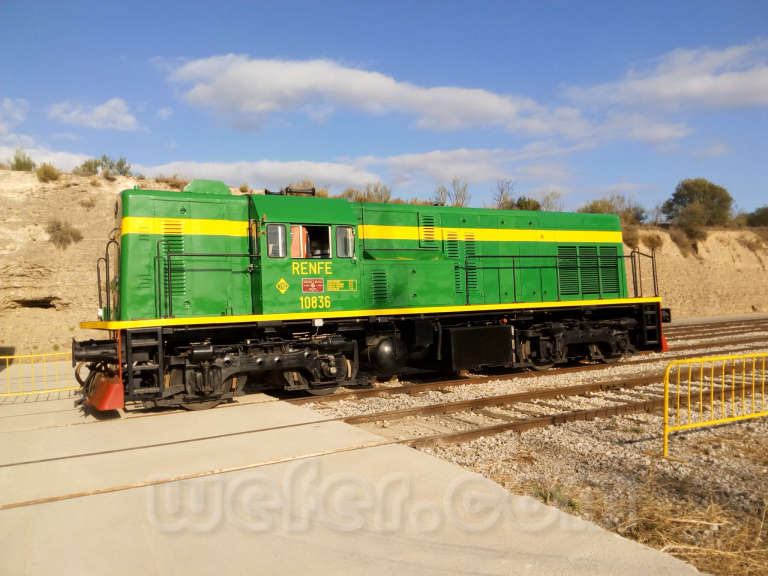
[74,180,666,410]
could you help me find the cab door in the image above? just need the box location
[259,222,362,315]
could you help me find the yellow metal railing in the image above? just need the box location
[663,352,768,457]
[0,351,79,398]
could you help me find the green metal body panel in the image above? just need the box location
[116,182,628,322]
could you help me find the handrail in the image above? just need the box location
[105,239,120,320]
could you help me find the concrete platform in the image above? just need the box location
[0,397,699,575]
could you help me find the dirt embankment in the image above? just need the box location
[1,169,767,353]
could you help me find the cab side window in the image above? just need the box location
[291,225,331,259]
[336,226,355,258]
[267,224,286,258]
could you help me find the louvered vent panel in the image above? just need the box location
[599,246,620,294]
[418,214,439,250]
[557,246,579,296]
[444,232,462,292]
[579,246,600,294]
[444,232,459,259]
[161,220,186,299]
[465,234,478,291]
[370,270,389,304]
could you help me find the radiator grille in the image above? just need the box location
[599,246,620,294]
[557,246,579,296]
[579,246,600,294]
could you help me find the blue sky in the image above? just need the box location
[1,1,767,211]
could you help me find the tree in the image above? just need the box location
[114,156,131,176]
[514,196,541,211]
[73,158,101,176]
[578,193,646,225]
[493,179,515,209]
[433,178,470,207]
[662,178,732,226]
[540,191,564,212]
[746,205,768,227]
[341,182,391,203]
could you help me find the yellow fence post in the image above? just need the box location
[0,351,77,398]
[663,351,768,458]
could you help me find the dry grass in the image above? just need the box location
[643,233,664,251]
[623,225,639,249]
[155,174,189,190]
[45,219,83,249]
[35,163,60,183]
[669,227,698,257]
[79,196,96,209]
[737,235,765,254]
[615,468,768,575]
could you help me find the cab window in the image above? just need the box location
[291,225,331,259]
[266,224,286,258]
[336,226,355,258]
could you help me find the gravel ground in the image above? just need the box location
[303,322,768,574]
[422,413,768,575]
[310,337,768,420]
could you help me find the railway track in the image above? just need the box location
[5,321,768,434]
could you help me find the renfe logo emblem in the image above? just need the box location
[276,278,290,294]
[302,278,324,293]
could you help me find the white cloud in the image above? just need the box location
[170,55,593,138]
[358,142,586,187]
[567,40,768,109]
[0,145,89,170]
[0,98,30,138]
[692,142,729,159]
[156,107,174,120]
[134,158,380,190]
[601,113,691,144]
[48,98,138,131]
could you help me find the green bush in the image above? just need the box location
[9,148,35,171]
[35,163,60,183]
[73,158,101,176]
[46,220,83,249]
[747,206,768,227]
[578,193,646,225]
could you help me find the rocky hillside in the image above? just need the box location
[1,169,767,353]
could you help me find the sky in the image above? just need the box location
[1,1,767,211]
